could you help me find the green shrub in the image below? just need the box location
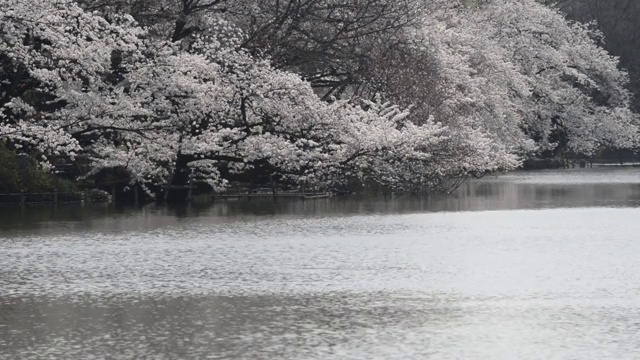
[0,145,21,193]
[84,189,112,203]
[0,144,78,193]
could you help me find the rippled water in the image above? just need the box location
[1,168,640,359]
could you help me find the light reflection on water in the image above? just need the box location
[1,168,640,359]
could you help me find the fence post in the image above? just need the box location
[269,174,277,200]
[186,170,194,202]
[20,191,26,206]
[53,189,58,204]
[164,167,175,203]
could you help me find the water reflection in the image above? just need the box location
[2,168,640,236]
[1,168,640,359]
[3,291,640,359]
[1,293,467,359]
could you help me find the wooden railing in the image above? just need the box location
[0,192,83,205]
[0,188,332,205]
[214,187,331,199]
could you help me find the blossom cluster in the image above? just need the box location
[1,0,637,194]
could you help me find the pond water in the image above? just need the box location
[1,168,640,359]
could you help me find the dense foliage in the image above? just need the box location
[0,143,76,193]
[1,0,638,196]
[546,0,640,113]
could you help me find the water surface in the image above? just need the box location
[1,168,640,359]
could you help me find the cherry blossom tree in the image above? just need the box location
[2,0,517,197]
[2,0,637,199]
[436,0,639,157]
[1,0,146,166]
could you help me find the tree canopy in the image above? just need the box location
[1,0,638,196]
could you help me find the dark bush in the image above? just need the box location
[0,143,78,193]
